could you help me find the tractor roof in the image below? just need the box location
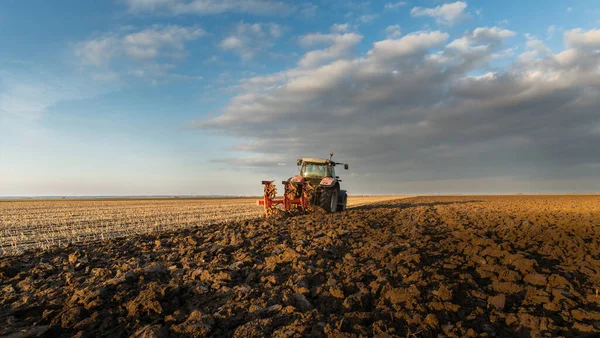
[300,157,328,164]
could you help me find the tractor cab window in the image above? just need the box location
[329,165,336,178]
[301,163,328,178]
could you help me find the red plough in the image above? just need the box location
[257,178,313,216]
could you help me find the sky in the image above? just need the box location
[1,0,599,196]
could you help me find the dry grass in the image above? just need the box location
[0,196,405,256]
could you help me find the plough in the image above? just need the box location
[257,177,315,216]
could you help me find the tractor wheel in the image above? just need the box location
[319,188,338,212]
[339,193,347,211]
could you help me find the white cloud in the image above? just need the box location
[75,37,119,66]
[219,22,284,60]
[299,3,318,18]
[74,25,204,84]
[492,47,517,59]
[122,25,204,60]
[565,28,600,49]
[547,25,556,40]
[526,36,552,54]
[298,33,337,48]
[357,14,379,23]
[127,63,203,81]
[411,1,468,26]
[221,36,243,50]
[567,7,572,13]
[368,31,449,62]
[195,27,600,188]
[385,25,402,39]
[297,32,362,68]
[75,25,204,75]
[331,23,350,33]
[447,26,516,52]
[384,2,407,10]
[123,0,294,16]
[516,33,553,62]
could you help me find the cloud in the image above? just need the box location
[123,0,294,16]
[447,26,516,52]
[411,1,469,26]
[516,33,553,62]
[384,2,407,10]
[357,14,379,23]
[565,28,600,49]
[91,71,121,82]
[75,25,204,81]
[446,27,516,67]
[75,37,119,66]
[491,47,517,59]
[212,155,286,167]
[299,3,318,18]
[385,25,402,39]
[122,25,204,60]
[297,32,362,68]
[0,69,111,119]
[194,27,600,191]
[331,23,350,33]
[76,25,204,64]
[220,22,284,61]
[547,25,556,40]
[128,63,204,81]
[368,31,449,62]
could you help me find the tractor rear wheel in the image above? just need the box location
[319,188,338,212]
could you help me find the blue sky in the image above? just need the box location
[1,0,599,196]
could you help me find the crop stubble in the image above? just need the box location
[0,196,402,256]
[1,195,599,337]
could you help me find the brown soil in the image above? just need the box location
[1,195,600,337]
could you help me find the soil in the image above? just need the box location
[1,195,600,337]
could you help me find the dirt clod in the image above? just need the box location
[488,294,506,310]
[1,196,600,337]
[524,273,547,286]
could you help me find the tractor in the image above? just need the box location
[257,152,349,216]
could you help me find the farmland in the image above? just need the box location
[2,195,600,337]
[0,196,403,256]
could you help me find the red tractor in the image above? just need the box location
[257,152,349,215]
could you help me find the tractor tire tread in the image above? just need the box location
[319,187,338,212]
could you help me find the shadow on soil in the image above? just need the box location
[352,200,485,211]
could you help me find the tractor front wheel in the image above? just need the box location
[319,188,338,212]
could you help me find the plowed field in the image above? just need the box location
[1,195,600,337]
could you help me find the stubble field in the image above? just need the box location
[0,196,401,256]
[1,195,600,337]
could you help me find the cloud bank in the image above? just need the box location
[195,27,600,191]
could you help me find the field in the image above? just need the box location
[1,195,600,337]
[0,196,401,256]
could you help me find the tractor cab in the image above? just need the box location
[299,158,333,179]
